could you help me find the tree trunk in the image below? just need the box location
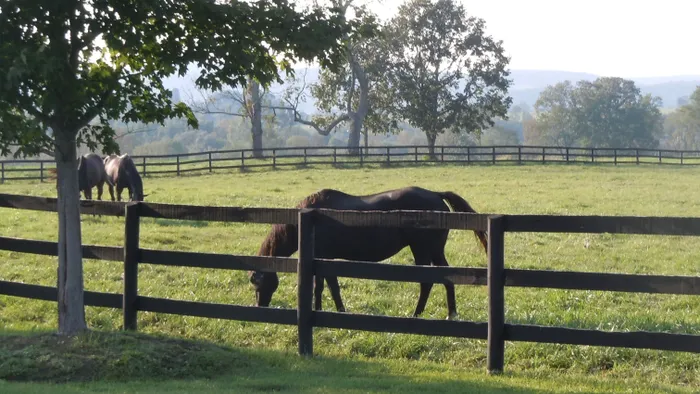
[250,81,264,159]
[55,131,88,335]
[364,129,368,156]
[347,115,362,156]
[427,133,437,160]
[346,53,370,157]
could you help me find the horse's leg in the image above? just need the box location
[97,182,104,201]
[409,244,434,318]
[116,186,123,201]
[432,250,457,320]
[313,275,325,311]
[85,188,92,200]
[325,276,346,312]
[107,184,115,201]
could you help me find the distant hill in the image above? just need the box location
[164,66,700,114]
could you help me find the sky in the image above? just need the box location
[351,0,699,78]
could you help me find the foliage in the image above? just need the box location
[279,0,382,155]
[382,0,512,155]
[0,0,353,157]
[661,86,700,150]
[308,4,398,136]
[530,77,664,148]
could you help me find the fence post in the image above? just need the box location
[441,146,444,162]
[208,152,212,172]
[360,147,364,166]
[590,149,594,163]
[415,146,418,163]
[241,151,245,169]
[304,148,308,166]
[518,146,522,165]
[541,147,545,163]
[658,150,662,164]
[297,208,316,357]
[613,149,617,165]
[123,202,141,331]
[142,157,147,177]
[386,147,390,165]
[176,155,180,176]
[467,146,471,164]
[565,148,569,163]
[272,149,277,169]
[40,161,44,182]
[492,147,496,164]
[0,162,4,184]
[681,151,684,165]
[487,215,506,374]
[333,148,337,165]
[636,149,639,165]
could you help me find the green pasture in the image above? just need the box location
[2,163,700,391]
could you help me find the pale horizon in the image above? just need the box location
[331,0,699,79]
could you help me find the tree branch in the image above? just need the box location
[346,65,356,113]
[294,112,351,136]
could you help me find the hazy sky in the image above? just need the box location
[355,0,698,77]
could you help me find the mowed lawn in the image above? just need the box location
[2,162,700,392]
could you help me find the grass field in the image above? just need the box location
[2,163,700,391]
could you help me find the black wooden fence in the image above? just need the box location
[2,193,700,374]
[3,144,700,182]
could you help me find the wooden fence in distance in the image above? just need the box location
[3,144,700,182]
[1,193,700,374]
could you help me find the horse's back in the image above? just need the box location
[360,186,449,212]
[80,153,107,188]
[304,187,449,261]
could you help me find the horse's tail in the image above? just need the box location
[438,191,488,254]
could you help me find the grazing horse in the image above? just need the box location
[78,153,109,200]
[250,186,488,320]
[103,154,146,201]
[49,153,108,200]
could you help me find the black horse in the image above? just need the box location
[49,153,108,200]
[103,154,146,201]
[251,186,488,320]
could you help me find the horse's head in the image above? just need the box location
[249,270,279,307]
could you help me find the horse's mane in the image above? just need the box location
[296,188,341,209]
[258,189,340,257]
[258,223,297,257]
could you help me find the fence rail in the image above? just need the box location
[1,193,700,374]
[3,144,700,182]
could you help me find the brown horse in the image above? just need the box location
[251,186,488,320]
[103,154,146,201]
[49,153,108,200]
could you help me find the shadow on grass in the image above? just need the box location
[0,329,548,394]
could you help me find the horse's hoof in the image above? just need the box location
[447,312,459,321]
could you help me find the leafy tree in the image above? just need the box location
[0,0,349,335]
[383,0,512,159]
[282,0,385,156]
[662,86,700,150]
[189,77,278,158]
[533,77,663,148]
[530,81,580,147]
